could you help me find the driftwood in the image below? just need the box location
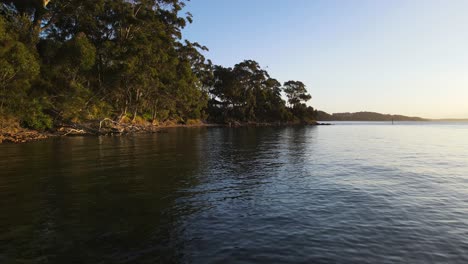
[57,123,100,136]
[99,118,125,134]
[54,117,166,138]
[98,118,147,134]
[1,116,170,144]
[98,118,165,135]
[62,128,86,136]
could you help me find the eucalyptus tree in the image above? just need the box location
[256,77,290,121]
[283,80,311,107]
[34,0,207,122]
[209,60,291,123]
[0,17,39,114]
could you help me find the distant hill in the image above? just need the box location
[316,111,427,121]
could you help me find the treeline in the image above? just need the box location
[316,111,426,121]
[0,0,316,131]
[208,62,315,124]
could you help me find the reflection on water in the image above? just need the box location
[1,123,468,263]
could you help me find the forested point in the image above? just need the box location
[0,0,317,134]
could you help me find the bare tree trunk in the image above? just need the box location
[132,89,141,122]
[132,107,138,122]
[152,102,158,121]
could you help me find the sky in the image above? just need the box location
[182,0,468,119]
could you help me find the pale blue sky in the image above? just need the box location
[183,0,468,118]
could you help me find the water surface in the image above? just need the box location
[1,122,468,263]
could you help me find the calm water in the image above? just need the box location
[1,122,468,263]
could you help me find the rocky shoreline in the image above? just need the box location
[0,129,50,144]
[0,119,328,144]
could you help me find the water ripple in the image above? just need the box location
[1,124,468,263]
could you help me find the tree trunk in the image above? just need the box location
[132,89,141,122]
[132,109,138,122]
[151,99,159,121]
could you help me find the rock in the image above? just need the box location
[0,129,49,144]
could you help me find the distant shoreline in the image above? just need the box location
[318,119,467,122]
[315,111,427,122]
[429,119,468,122]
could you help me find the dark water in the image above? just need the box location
[1,122,468,263]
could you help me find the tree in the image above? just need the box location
[282,81,317,122]
[1,0,53,44]
[37,32,99,121]
[36,0,207,123]
[0,17,50,128]
[208,60,292,123]
[256,77,290,121]
[283,80,311,107]
[1,0,317,130]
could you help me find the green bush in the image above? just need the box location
[20,100,53,131]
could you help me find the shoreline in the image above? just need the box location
[0,120,323,144]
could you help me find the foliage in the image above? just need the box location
[283,80,311,107]
[0,0,317,130]
[208,60,314,123]
[0,16,42,128]
[20,98,52,130]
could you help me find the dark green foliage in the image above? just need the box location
[20,98,52,130]
[283,80,311,107]
[0,0,317,129]
[0,16,50,130]
[207,60,315,124]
